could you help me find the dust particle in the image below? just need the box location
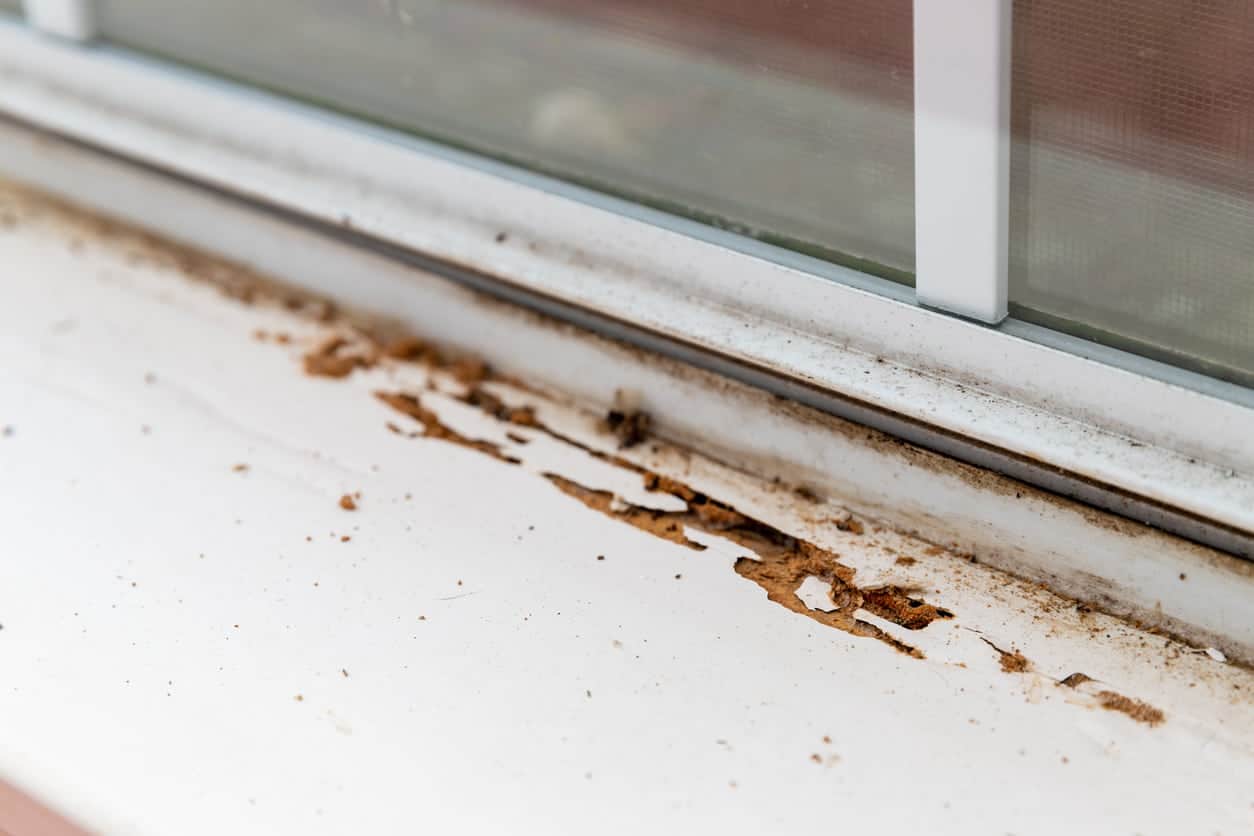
[232,463,249,473]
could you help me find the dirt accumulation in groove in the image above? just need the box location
[603,408,652,449]
[374,384,954,658]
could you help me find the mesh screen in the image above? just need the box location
[1010,0,1254,384]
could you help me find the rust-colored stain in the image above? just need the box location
[339,494,358,511]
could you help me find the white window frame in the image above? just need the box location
[0,14,1250,554]
[20,0,93,40]
[913,0,1010,323]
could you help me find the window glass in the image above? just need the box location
[98,0,915,281]
[1010,0,1254,385]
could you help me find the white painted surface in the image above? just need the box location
[913,0,1010,322]
[1,179,1253,836]
[21,0,94,40]
[0,143,1249,658]
[0,23,1251,542]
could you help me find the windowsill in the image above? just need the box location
[2,178,1252,834]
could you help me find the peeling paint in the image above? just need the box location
[1056,671,1166,726]
[4,179,1251,663]
[1094,691,1166,727]
[374,385,951,657]
[7,178,1254,836]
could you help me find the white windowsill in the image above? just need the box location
[1,182,1251,835]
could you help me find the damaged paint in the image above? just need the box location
[376,385,951,658]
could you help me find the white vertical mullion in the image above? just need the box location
[22,0,95,40]
[913,0,1011,324]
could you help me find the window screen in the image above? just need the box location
[1010,0,1254,385]
[97,0,915,280]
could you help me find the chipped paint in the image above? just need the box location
[372,383,950,658]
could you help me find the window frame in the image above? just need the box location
[0,16,1250,553]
